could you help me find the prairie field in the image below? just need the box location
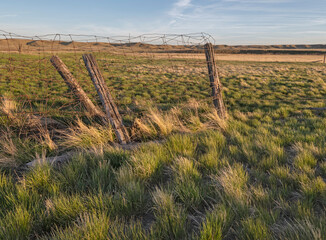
[147,53,326,63]
[0,51,326,239]
[215,54,325,63]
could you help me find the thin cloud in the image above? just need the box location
[0,14,17,18]
[169,0,192,18]
[164,0,326,44]
[0,0,325,44]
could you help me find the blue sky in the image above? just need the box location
[0,0,325,44]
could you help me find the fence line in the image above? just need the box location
[0,32,219,124]
[0,31,325,130]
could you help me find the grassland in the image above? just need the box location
[0,51,326,239]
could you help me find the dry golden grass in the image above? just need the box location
[205,109,228,131]
[215,54,325,63]
[0,129,18,166]
[36,125,57,151]
[133,108,182,139]
[60,118,114,150]
[133,103,230,140]
[1,38,325,63]
[148,53,326,63]
[0,96,17,119]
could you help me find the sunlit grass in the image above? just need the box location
[0,53,325,239]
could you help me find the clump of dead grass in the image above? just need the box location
[36,125,57,151]
[0,96,17,120]
[0,129,18,167]
[133,108,183,139]
[133,102,228,140]
[0,96,41,128]
[60,118,114,150]
[205,109,228,131]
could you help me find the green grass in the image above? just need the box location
[0,52,326,239]
[0,127,325,239]
[1,53,325,117]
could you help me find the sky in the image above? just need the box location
[0,0,325,45]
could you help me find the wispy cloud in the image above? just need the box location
[0,0,324,44]
[169,0,192,18]
[165,0,326,44]
[0,14,17,18]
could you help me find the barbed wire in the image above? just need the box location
[0,30,325,123]
[0,31,216,120]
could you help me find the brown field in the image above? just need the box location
[216,53,325,63]
[142,52,325,63]
[1,38,326,63]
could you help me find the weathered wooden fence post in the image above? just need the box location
[204,43,227,119]
[50,55,105,118]
[324,54,325,64]
[82,54,130,144]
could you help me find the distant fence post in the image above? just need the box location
[324,54,325,64]
[82,54,130,144]
[50,55,105,118]
[204,43,227,119]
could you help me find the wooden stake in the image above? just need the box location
[82,54,130,144]
[204,43,227,119]
[323,54,325,64]
[50,55,105,118]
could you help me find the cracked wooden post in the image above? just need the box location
[50,55,105,118]
[204,43,227,119]
[82,54,130,144]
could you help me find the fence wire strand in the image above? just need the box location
[0,31,325,123]
[0,32,216,120]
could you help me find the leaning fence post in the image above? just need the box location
[82,54,130,144]
[204,43,227,119]
[50,55,106,118]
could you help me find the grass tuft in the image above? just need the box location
[205,109,228,131]
[273,217,326,240]
[212,163,250,205]
[151,187,188,239]
[60,118,114,150]
[241,218,271,240]
[199,205,233,240]
[0,206,32,240]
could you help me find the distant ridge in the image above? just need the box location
[217,44,326,50]
[0,38,325,55]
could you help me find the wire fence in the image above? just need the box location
[0,31,218,121]
[0,30,325,125]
